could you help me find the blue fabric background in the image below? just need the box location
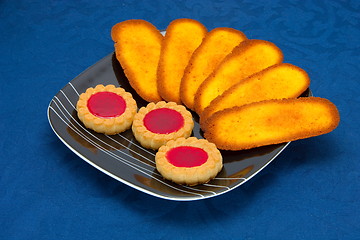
[1,0,359,239]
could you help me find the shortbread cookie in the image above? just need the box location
[156,137,223,186]
[157,18,207,104]
[180,27,247,110]
[132,101,194,150]
[76,84,137,135]
[111,20,163,102]
[200,63,310,125]
[194,39,284,114]
[203,97,340,150]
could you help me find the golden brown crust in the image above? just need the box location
[131,101,194,150]
[180,27,247,110]
[155,137,223,186]
[157,18,207,104]
[203,97,340,150]
[111,20,163,102]
[193,39,284,114]
[76,84,137,135]
[200,63,310,126]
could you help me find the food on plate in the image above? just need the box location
[180,27,247,110]
[155,137,223,186]
[76,84,137,135]
[200,63,310,125]
[107,18,340,156]
[132,101,194,150]
[111,19,163,102]
[203,97,340,150]
[157,18,207,104]
[194,39,284,114]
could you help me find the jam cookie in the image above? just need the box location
[155,137,223,186]
[76,84,137,135]
[132,101,194,150]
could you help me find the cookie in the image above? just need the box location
[180,27,247,110]
[76,84,137,135]
[203,97,340,150]
[155,137,223,186]
[194,39,284,114]
[200,63,310,125]
[111,19,163,102]
[132,101,194,150]
[157,18,207,104]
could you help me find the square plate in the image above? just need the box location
[47,52,311,201]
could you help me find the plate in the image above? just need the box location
[47,52,311,201]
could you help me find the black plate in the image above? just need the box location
[47,52,311,201]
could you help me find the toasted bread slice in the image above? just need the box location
[194,39,283,114]
[111,20,163,102]
[157,18,207,104]
[200,63,310,125]
[203,97,340,150]
[180,27,247,110]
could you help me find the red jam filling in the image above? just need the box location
[87,91,126,118]
[143,108,184,134]
[166,146,208,167]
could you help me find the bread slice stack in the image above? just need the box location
[111,19,340,151]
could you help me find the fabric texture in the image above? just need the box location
[0,0,359,239]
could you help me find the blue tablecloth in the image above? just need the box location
[1,0,359,239]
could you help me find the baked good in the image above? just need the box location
[200,63,310,125]
[194,39,284,114]
[155,137,223,186]
[132,101,194,150]
[76,84,137,135]
[180,27,247,110]
[157,18,207,104]
[203,97,340,150]
[111,19,163,102]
